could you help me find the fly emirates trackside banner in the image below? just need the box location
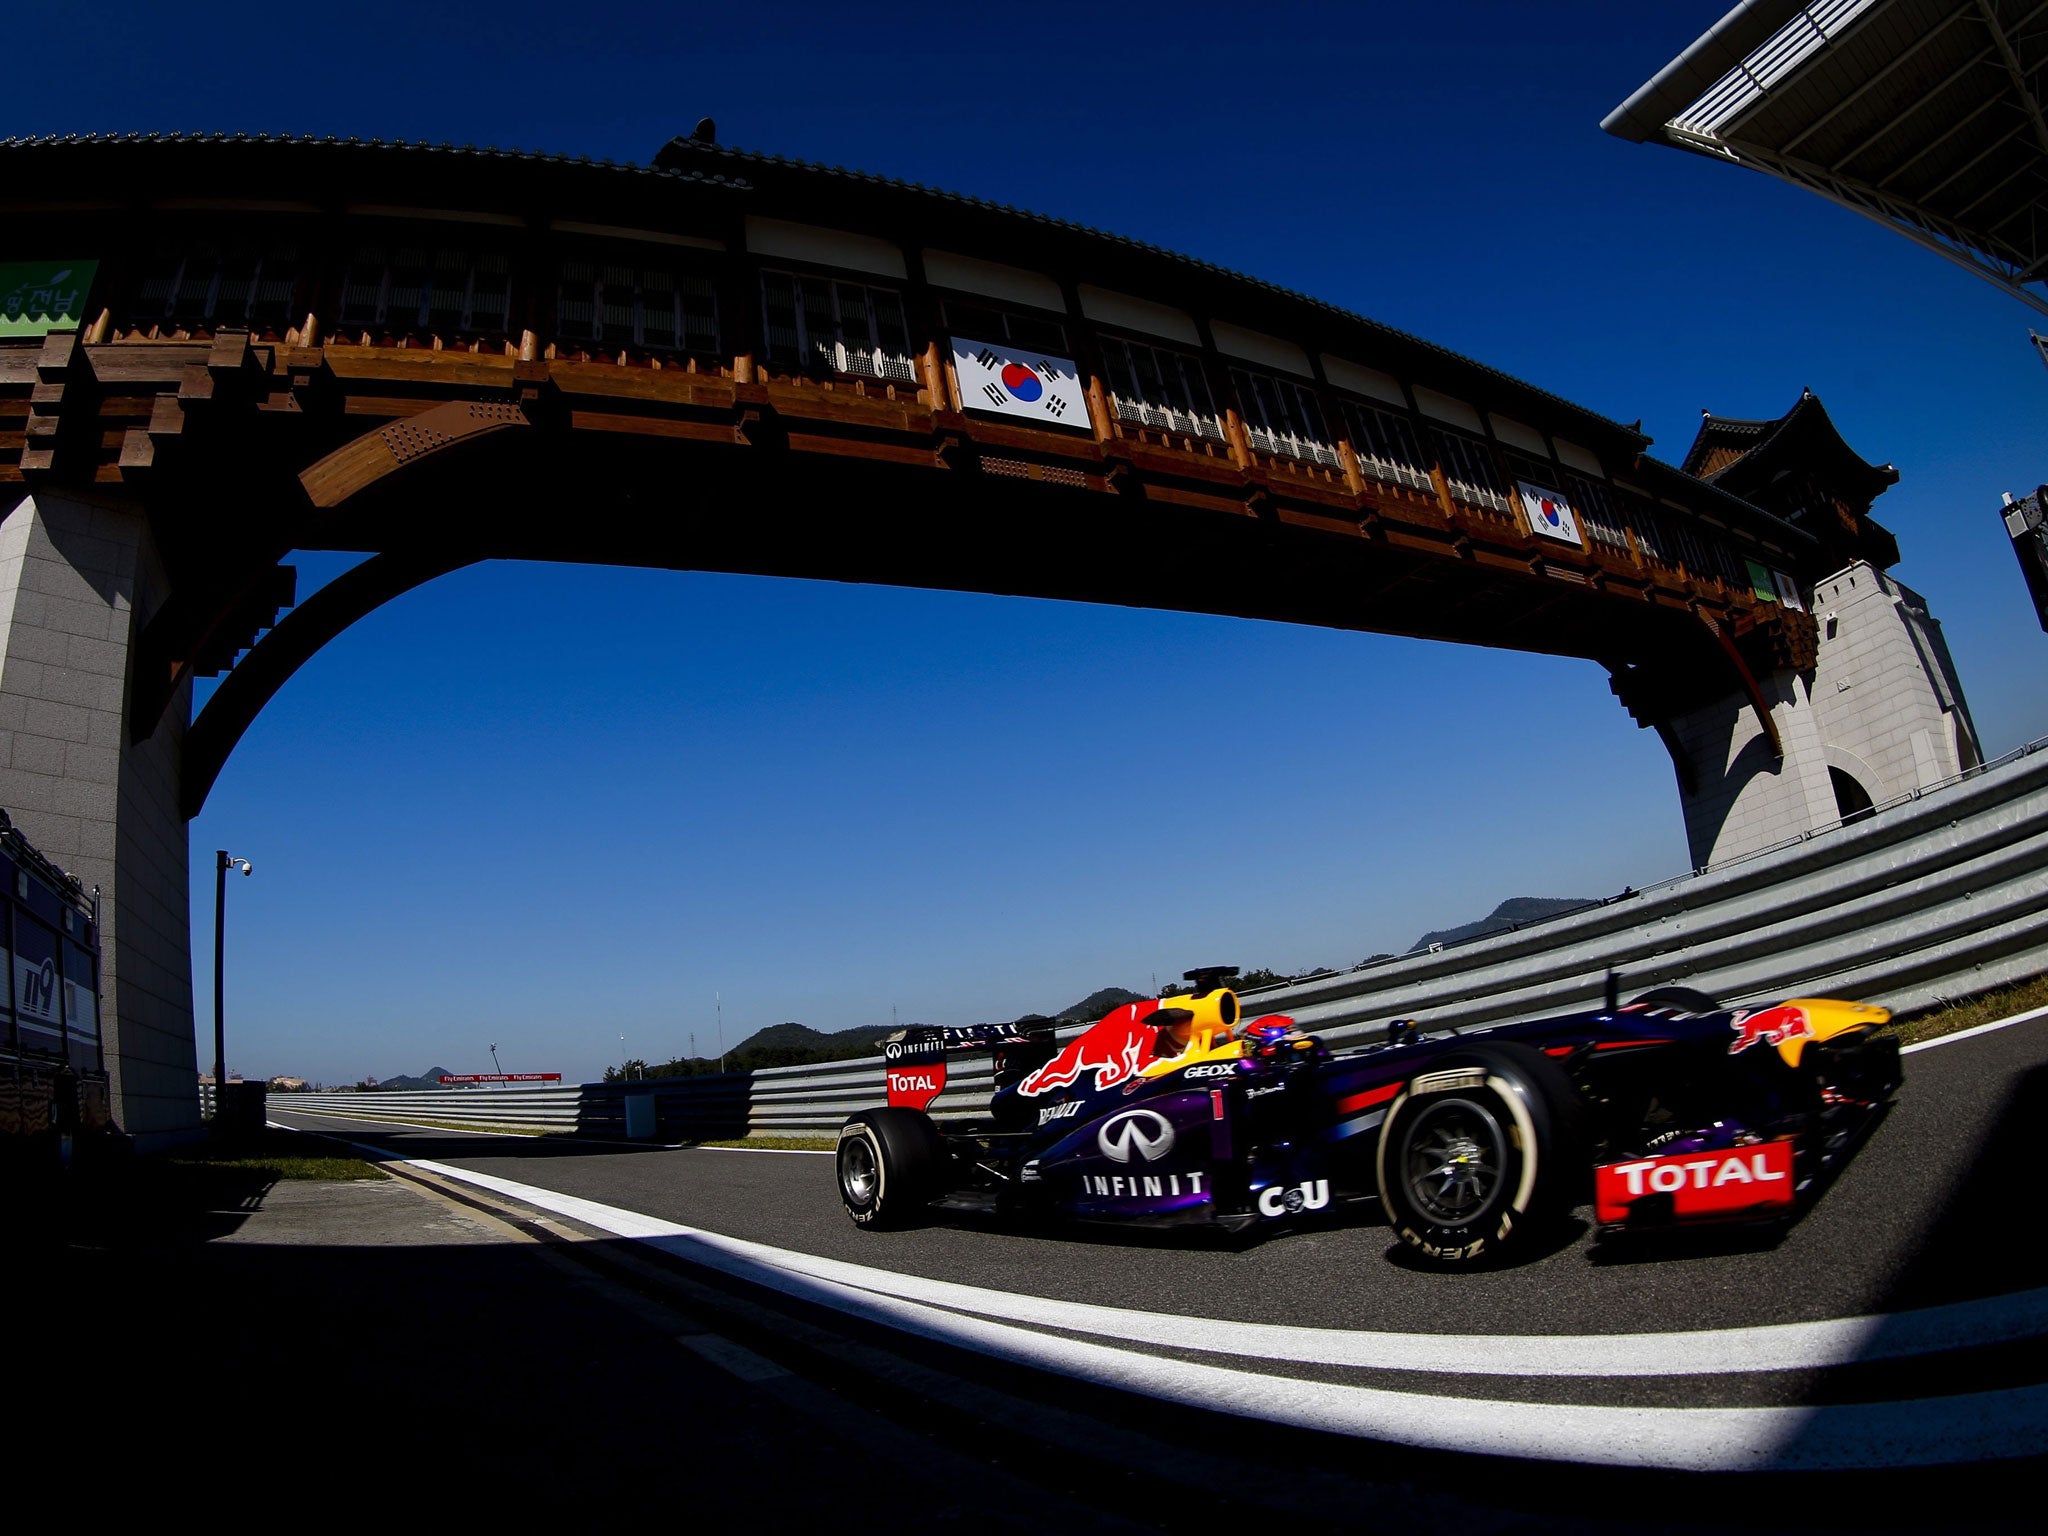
[951,337,1089,428]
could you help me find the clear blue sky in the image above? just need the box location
[15,3,2046,1084]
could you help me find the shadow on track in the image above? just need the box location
[1860,1064,2048,1311]
[901,1192,1394,1254]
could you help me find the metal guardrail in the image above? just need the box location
[272,742,2048,1141]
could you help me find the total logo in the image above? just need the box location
[1096,1108,1175,1164]
[1037,1100,1082,1126]
[1256,1179,1331,1217]
[1593,1140,1796,1224]
[1603,1149,1787,1195]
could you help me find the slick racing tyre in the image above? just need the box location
[838,1108,943,1229]
[1376,1042,1582,1265]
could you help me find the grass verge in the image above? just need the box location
[174,1126,383,1181]
[687,1135,838,1151]
[1877,972,2048,1048]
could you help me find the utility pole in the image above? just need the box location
[716,991,725,1072]
[212,850,252,1129]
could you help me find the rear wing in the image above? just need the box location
[881,1023,1056,1111]
[883,1023,1046,1065]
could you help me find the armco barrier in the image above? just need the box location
[273,740,2048,1141]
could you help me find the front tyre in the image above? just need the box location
[1376,1042,1581,1265]
[837,1107,943,1229]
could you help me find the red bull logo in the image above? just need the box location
[1019,1003,1155,1098]
[1727,1003,1814,1056]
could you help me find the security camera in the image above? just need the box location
[240,861,253,877]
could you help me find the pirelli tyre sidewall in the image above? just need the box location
[837,1107,943,1229]
[1376,1042,1581,1265]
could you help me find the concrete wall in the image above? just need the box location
[0,487,197,1148]
[1807,564,1981,799]
[1672,560,1980,869]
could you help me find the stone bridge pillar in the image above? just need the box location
[1654,561,1981,870]
[0,487,196,1148]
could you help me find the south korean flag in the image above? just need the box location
[1517,480,1584,547]
[951,336,1090,429]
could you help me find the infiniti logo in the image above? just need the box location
[1097,1108,1175,1164]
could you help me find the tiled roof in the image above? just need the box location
[660,137,1654,449]
[0,128,751,187]
[1,129,1652,451]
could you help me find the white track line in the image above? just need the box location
[274,1106,831,1152]
[273,1109,553,1138]
[298,1004,2048,1383]
[1900,1001,2048,1054]
[692,1145,833,1156]
[680,1242,2048,1379]
[394,1152,2048,1375]
[378,1153,2048,1471]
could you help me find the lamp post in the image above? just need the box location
[212,849,253,1126]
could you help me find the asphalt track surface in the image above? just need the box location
[270,1013,2048,1471]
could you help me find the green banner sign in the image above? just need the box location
[1745,557,1780,604]
[0,260,98,338]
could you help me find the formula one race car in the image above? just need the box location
[834,967,1901,1264]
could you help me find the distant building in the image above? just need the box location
[268,1076,307,1091]
[1612,391,1980,865]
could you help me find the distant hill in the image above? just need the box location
[376,1066,457,1090]
[1057,986,1146,1021]
[1411,897,1591,952]
[611,986,1154,1082]
[726,1021,896,1059]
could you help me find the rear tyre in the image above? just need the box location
[1376,1042,1581,1265]
[837,1107,943,1229]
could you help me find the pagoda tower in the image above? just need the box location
[1651,393,1979,866]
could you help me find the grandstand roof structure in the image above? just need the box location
[1604,0,2048,317]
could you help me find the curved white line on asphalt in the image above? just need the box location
[1900,1001,2048,1054]
[376,1148,2048,1378]
[707,1244,2048,1379]
[388,1154,2048,1470]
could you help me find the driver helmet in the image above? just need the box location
[1243,1015,1301,1059]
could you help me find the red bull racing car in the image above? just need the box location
[835,967,1901,1264]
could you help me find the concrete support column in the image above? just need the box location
[0,487,196,1148]
[1664,561,1980,870]
[1668,670,1837,870]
